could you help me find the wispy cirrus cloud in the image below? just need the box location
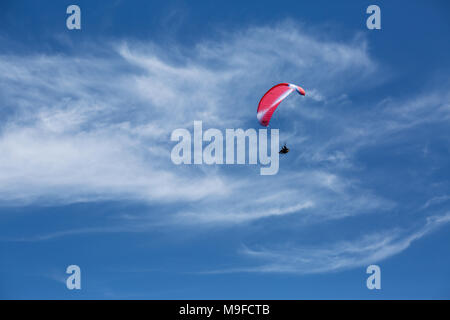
[0,22,379,209]
[206,212,450,274]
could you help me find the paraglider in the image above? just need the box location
[257,83,305,154]
[257,83,305,127]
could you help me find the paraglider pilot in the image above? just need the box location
[279,144,289,154]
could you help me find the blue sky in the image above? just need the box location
[0,0,449,299]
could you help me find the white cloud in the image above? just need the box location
[0,21,379,210]
[208,212,450,274]
[422,195,450,210]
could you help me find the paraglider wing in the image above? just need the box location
[257,83,305,126]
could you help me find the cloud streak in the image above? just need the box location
[207,212,450,274]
